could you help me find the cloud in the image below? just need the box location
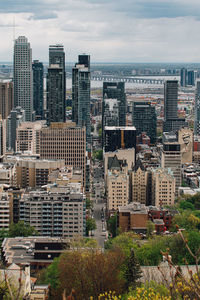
[0,0,200,62]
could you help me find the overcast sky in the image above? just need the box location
[1,0,200,63]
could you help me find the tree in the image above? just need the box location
[146,220,155,238]
[86,198,93,210]
[123,249,142,290]
[9,221,38,237]
[86,217,96,236]
[57,248,125,299]
[107,214,117,238]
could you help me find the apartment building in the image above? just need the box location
[0,190,13,230]
[0,163,16,185]
[16,121,45,154]
[19,187,86,238]
[161,142,181,196]
[151,168,175,207]
[107,168,129,211]
[0,82,13,119]
[15,158,65,188]
[131,160,148,205]
[39,122,86,186]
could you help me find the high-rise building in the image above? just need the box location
[0,82,13,119]
[39,122,86,187]
[47,45,66,125]
[187,70,195,86]
[195,81,200,135]
[72,55,91,144]
[161,142,181,197]
[132,102,157,144]
[131,160,148,205]
[180,68,187,87]
[16,121,45,154]
[0,116,6,156]
[164,80,178,120]
[104,126,136,153]
[102,82,126,146]
[13,36,33,121]
[7,107,25,151]
[163,80,187,132]
[32,60,44,119]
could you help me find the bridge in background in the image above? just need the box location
[91,75,165,85]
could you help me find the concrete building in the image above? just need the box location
[13,36,33,121]
[0,116,6,156]
[72,55,91,145]
[7,107,25,151]
[194,81,200,135]
[131,160,148,205]
[16,121,45,154]
[107,163,129,211]
[0,190,13,230]
[0,163,16,185]
[151,168,175,207]
[104,148,135,179]
[104,126,136,153]
[19,187,86,238]
[161,142,181,196]
[15,158,65,188]
[32,60,44,119]
[180,68,187,87]
[102,82,126,146]
[178,128,193,164]
[39,122,86,187]
[132,102,157,144]
[0,82,13,119]
[117,202,148,233]
[163,80,187,132]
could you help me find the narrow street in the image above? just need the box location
[92,201,106,248]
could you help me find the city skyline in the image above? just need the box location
[0,0,200,62]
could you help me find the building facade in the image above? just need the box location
[32,60,44,119]
[161,143,181,196]
[104,126,136,153]
[72,55,91,145]
[194,81,200,136]
[0,82,13,119]
[132,102,157,144]
[7,107,26,151]
[13,36,33,121]
[151,168,175,207]
[39,122,86,187]
[16,121,45,154]
[47,45,66,125]
[19,189,86,238]
[15,158,65,188]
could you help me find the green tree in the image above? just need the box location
[107,214,117,238]
[146,220,155,238]
[86,217,96,236]
[86,198,93,210]
[9,221,38,237]
[179,200,194,210]
[123,249,142,290]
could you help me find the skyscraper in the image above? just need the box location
[180,68,187,87]
[13,36,33,121]
[163,80,187,132]
[132,102,157,144]
[47,45,66,125]
[0,82,13,119]
[194,80,200,135]
[164,80,178,121]
[102,82,126,147]
[72,55,91,144]
[32,60,44,119]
